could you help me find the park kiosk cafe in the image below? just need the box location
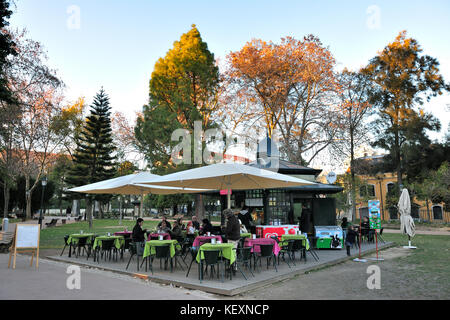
[214,137,343,238]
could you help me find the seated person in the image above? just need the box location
[361,216,375,241]
[157,220,171,234]
[191,215,200,230]
[132,218,147,255]
[186,221,196,235]
[176,217,185,230]
[170,219,183,240]
[157,215,172,229]
[199,218,214,236]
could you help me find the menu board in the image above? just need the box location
[15,224,40,248]
[368,200,381,229]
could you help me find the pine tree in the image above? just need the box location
[66,88,116,228]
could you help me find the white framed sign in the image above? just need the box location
[16,224,40,248]
[8,224,40,269]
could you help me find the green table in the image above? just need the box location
[67,233,95,258]
[67,233,95,245]
[92,235,124,250]
[196,243,236,265]
[143,240,180,259]
[280,234,310,250]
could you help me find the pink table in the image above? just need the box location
[147,233,171,241]
[192,235,223,247]
[244,238,280,256]
[114,231,132,237]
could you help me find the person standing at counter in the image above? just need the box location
[238,205,253,230]
[223,209,240,245]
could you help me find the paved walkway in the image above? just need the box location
[0,253,217,300]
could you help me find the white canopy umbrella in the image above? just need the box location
[67,172,208,219]
[140,163,316,209]
[398,188,416,249]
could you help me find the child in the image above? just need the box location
[345,225,358,256]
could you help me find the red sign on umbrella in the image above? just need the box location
[220,189,232,195]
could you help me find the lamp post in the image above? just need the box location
[38,176,48,228]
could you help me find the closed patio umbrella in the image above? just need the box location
[398,188,416,249]
[140,163,316,209]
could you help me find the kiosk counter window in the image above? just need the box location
[268,189,290,225]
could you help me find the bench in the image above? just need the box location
[0,232,14,253]
[45,219,58,228]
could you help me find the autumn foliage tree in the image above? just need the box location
[136,25,220,218]
[226,35,339,165]
[362,31,450,188]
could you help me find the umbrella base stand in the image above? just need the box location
[353,258,367,263]
[403,241,417,249]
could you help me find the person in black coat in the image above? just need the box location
[199,218,214,235]
[345,225,359,256]
[237,206,253,230]
[132,218,147,254]
[223,209,240,242]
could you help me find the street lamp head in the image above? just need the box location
[42,176,48,187]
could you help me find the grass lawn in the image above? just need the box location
[379,233,450,289]
[39,219,160,249]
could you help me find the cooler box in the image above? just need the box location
[256,225,300,239]
[315,226,343,249]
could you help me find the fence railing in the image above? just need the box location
[384,207,449,223]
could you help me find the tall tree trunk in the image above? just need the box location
[350,127,356,222]
[86,198,93,230]
[195,194,205,221]
[3,186,10,219]
[394,120,403,189]
[25,176,32,221]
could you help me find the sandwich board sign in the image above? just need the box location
[8,224,40,269]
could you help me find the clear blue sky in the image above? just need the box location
[9,0,450,142]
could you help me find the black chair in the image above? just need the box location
[152,244,173,273]
[180,235,195,261]
[120,238,132,260]
[186,247,200,278]
[95,239,116,263]
[254,244,277,272]
[292,239,306,262]
[73,237,89,258]
[126,242,145,272]
[199,249,223,283]
[212,226,222,235]
[60,235,70,256]
[235,247,254,279]
[278,239,295,267]
[173,241,188,270]
[307,235,320,261]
